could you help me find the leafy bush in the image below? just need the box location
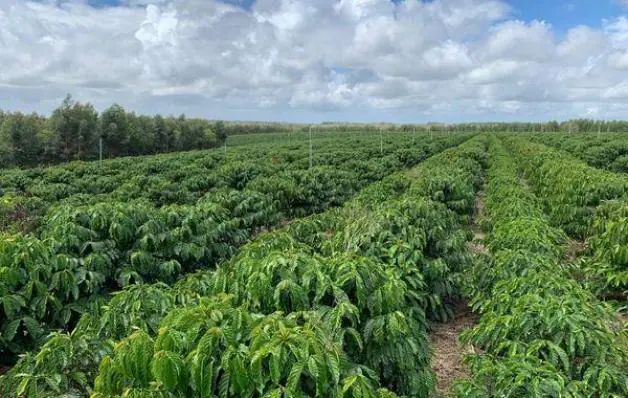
[457,137,628,397]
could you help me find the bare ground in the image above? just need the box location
[474,189,486,219]
[468,190,488,254]
[618,312,628,328]
[430,300,478,396]
[564,238,588,263]
[431,189,486,397]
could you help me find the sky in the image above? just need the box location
[1,0,628,123]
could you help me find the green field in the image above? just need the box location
[0,132,627,397]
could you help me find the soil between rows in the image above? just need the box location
[430,189,486,396]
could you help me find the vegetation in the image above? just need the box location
[506,135,628,304]
[530,132,628,173]
[457,136,627,397]
[3,94,628,170]
[0,96,226,168]
[0,135,487,397]
[505,136,628,238]
[2,128,628,397]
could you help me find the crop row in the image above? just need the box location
[505,136,628,301]
[1,137,487,397]
[503,135,628,238]
[529,132,628,173]
[457,136,627,397]
[0,134,476,365]
[1,132,470,233]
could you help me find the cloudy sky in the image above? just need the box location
[1,0,628,122]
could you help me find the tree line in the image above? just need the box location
[397,120,628,133]
[3,94,628,169]
[228,119,628,135]
[0,95,227,168]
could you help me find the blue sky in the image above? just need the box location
[509,0,624,30]
[2,0,628,123]
[86,0,626,28]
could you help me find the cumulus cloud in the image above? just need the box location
[481,20,554,62]
[1,0,628,121]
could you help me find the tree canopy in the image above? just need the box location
[0,95,224,168]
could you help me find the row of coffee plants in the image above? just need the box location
[505,136,628,301]
[586,202,628,300]
[530,132,628,173]
[0,136,472,361]
[457,137,627,397]
[89,137,487,398]
[0,135,474,363]
[504,136,628,238]
[1,137,487,397]
[1,132,467,232]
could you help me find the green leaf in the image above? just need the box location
[152,350,185,392]
[44,374,63,393]
[307,356,319,379]
[287,362,305,392]
[191,354,214,398]
[2,319,21,342]
[17,377,30,396]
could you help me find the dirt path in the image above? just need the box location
[431,190,486,396]
[564,238,588,263]
[430,300,477,396]
[468,190,488,254]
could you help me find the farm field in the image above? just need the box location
[528,133,628,173]
[0,132,627,397]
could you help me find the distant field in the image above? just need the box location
[1,132,627,397]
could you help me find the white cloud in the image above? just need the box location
[604,82,628,99]
[481,20,555,62]
[605,16,628,45]
[608,50,628,69]
[1,0,628,121]
[466,60,532,84]
[557,25,606,61]
[135,4,179,49]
